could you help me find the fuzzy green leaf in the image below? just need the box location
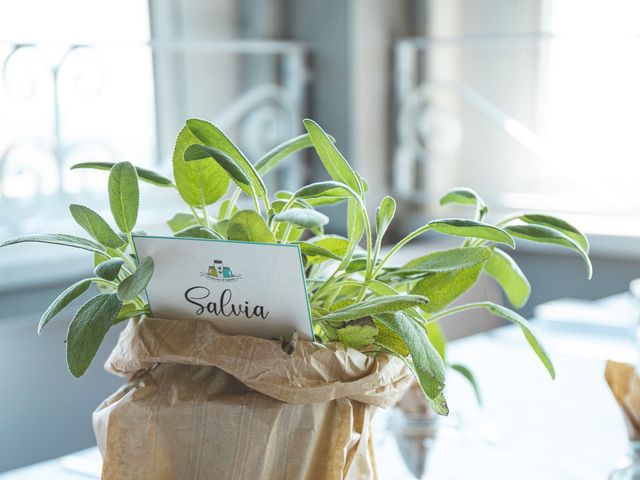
[255,133,336,175]
[485,249,531,308]
[439,187,480,206]
[167,213,199,233]
[294,181,356,201]
[374,312,446,399]
[429,219,515,247]
[172,126,230,207]
[375,196,396,239]
[174,225,223,240]
[1,234,106,255]
[426,321,447,363]
[399,246,493,275]
[307,235,350,257]
[433,301,555,379]
[66,293,122,377]
[69,204,125,249]
[450,363,482,405]
[303,119,363,195]
[117,257,154,302]
[186,119,266,199]
[519,214,589,252]
[71,162,174,187]
[505,224,592,279]
[373,318,410,356]
[411,262,486,313]
[336,320,379,350]
[227,210,276,243]
[339,197,366,270]
[39,279,92,334]
[114,303,150,324]
[108,162,139,234]
[273,208,329,229]
[317,295,429,325]
[184,144,253,195]
[213,219,229,238]
[94,258,125,281]
[296,242,343,261]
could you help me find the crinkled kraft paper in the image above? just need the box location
[605,360,640,441]
[93,316,412,480]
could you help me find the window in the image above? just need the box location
[394,0,640,239]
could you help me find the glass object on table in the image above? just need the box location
[610,441,640,480]
[389,382,442,479]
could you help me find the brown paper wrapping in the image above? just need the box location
[605,360,640,441]
[93,316,412,480]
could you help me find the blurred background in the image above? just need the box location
[2,0,640,474]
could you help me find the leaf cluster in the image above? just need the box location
[1,119,591,413]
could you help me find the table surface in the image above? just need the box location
[1,303,637,479]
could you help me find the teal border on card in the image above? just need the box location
[131,234,315,340]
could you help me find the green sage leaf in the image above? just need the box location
[317,295,429,325]
[227,210,276,243]
[374,312,446,399]
[117,257,154,302]
[399,246,493,275]
[94,258,125,281]
[375,196,396,240]
[294,180,356,201]
[255,133,335,175]
[214,219,230,238]
[174,225,223,240]
[436,301,555,379]
[429,219,515,247]
[450,363,482,405]
[411,262,486,313]
[39,279,92,334]
[1,234,105,255]
[186,119,266,199]
[426,321,447,364]
[114,303,150,325]
[71,162,174,187]
[485,248,531,308]
[167,213,199,233]
[172,126,230,207]
[505,224,592,279]
[519,214,589,252]
[184,144,253,195]
[295,241,343,261]
[336,319,379,350]
[69,204,125,249]
[303,119,363,195]
[273,208,329,229]
[66,293,122,377]
[439,187,480,206]
[108,161,139,234]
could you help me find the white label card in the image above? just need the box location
[133,235,314,341]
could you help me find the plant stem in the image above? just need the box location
[282,223,294,244]
[188,204,204,225]
[127,232,137,258]
[116,248,137,270]
[310,267,341,303]
[225,189,242,219]
[373,224,431,278]
[90,277,118,288]
[423,301,487,323]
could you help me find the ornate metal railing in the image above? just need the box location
[0,40,309,233]
[393,35,552,205]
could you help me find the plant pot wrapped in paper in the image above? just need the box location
[1,119,592,480]
[93,316,413,480]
